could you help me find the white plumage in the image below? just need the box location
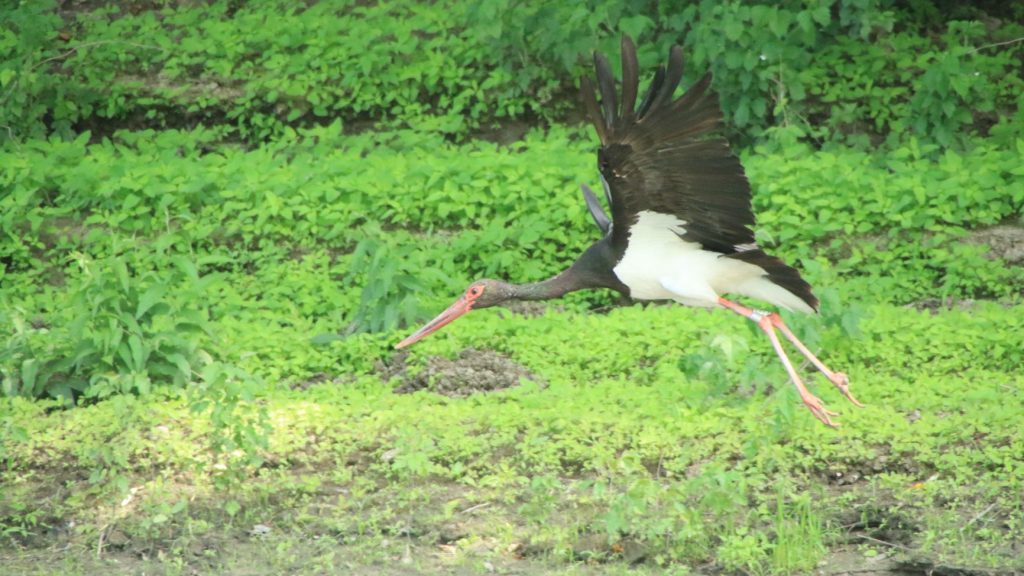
[613,211,815,313]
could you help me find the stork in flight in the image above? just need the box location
[397,37,861,427]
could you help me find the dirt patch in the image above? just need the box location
[906,297,979,314]
[822,444,933,487]
[389,348,542,398]
[819,549,912,575]
[967,224,1024,265]
[290,371,334,391]
[470,118,534,145]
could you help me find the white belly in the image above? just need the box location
[612,211,812,312]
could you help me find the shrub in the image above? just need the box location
[1,251,216,401]
[4,1,1019,148]
[0,1,64,141]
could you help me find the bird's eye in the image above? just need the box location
[468,286,483,297]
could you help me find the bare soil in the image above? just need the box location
[3,539,1009,575]
[391,348,543,398]
[968,224,1024,265]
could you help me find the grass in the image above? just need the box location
[2,126,1022,571]
[1,124,1021,571]
[3,301,1023,573]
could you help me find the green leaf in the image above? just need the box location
[734,99,750,127]
[166,353,193,379]
[311,333,344,345]
[724,18,744,42]
[135,285,167,319]
[21,359,39,396]
[811,5,830,26]
[172,256,200,283]
[619,15,653,39]
[114,259,131,293]
[128,334,146,370]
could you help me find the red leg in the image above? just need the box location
[768,316,862,407]
[718,297,856,427]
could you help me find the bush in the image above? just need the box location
[0,1,64,141]
[3,1,1020,148]
[4,124,1021,313]
[1,251,216,401]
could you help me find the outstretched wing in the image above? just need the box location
[580,36,756,255]
[579,36,817,311]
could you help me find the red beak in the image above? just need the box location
[395,296,472,349]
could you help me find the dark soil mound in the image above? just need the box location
[390,348,541,397]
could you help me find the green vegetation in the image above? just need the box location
[4,0,1022,145]
[2,0,1022,574]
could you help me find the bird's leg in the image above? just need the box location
[718,298,840,427]
[717,298,860,406]
[768,317,862,407]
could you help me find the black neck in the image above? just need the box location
[511,270,579,301]
[509,237,629,301]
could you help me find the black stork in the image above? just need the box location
[396,37,862,427]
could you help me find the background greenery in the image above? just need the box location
[1,0,1022,574]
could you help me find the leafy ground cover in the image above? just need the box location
[2,303,1023,574]
[4,1,1022,145]
[2,1,1024,574]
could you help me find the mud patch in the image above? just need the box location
[967,224,1024,265]
[822,444,933,487]
[819,549,912,575]
[290,371,334,391]
[390,348,541,397]
[906,297,979,314]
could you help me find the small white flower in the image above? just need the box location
[249,524,272,538]
[759,54,767,61]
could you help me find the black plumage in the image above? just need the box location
[580,36,817,312]
[580,184,612,235]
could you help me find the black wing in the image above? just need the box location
[580,184,612,235]
[580,36,754,254]
[580,36,817,311]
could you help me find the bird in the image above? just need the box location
[396,36,862,427]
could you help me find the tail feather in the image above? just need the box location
[727,249,818,312]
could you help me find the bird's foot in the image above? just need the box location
[828,371,863,407]
[718,297,862,427]
[801,391,840,428]
[758,310,865,411]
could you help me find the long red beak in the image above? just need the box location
[395,296,472,349]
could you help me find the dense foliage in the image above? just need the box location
[2,0,1022,146]
[1,0,1022,573]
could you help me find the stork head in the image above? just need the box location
[395,279,512,349]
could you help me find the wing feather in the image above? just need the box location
[581,36,818,311]
[648,45,684,114]
[635,66,664,120]
[593,53,618,131]
[579,76,608,144]
[618,36,639,125]
[588,39,754,252]
[580,184,612,235]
